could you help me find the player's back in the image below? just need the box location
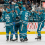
[21,10,29,22]
[5,13,13,24]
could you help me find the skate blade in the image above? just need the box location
[35,38,41,41]
[20,40,28,42]
[6,40,9,42]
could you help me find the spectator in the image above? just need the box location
[32,3,36,11]
[27,0,31,4]
[0,6,4,12]
[26,4,29,11]
[9,0,12,4]
[0,0,5,4]
[14,0,17,2]
[22,0,25,4]
[32,0,34,6]
[36,4,41,11]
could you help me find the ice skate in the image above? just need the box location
[6,36,9,41]
[24,37,28,41]
[35,36,41,40]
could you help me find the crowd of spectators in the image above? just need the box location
[0,0,41,12]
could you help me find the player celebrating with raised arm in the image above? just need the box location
[20,4,30,42]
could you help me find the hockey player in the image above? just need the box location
[18,0,23,4]
[4,0,10,10]
[17,0,23,9]
[21,3,26,11]
[13,6,21,41]
[10,2,15,11]
[29,10,38,22]
[29,11,34,22]
[35,10,44,40]
[42,9,44,13]
[43,9,45,23]
[14,2,19,11]
[6,5,11,12]
[4,0,10,4]
[0,9,14,41]
[11,8,15,34]
[20,7,30,42]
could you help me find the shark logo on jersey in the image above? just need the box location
[25,12,28,20]
[5,15,10,22]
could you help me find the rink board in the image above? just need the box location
[0,22,45,35]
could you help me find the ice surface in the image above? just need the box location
[0,34,45,45]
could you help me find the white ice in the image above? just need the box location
[0,34,45,45]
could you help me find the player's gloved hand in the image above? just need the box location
[13,22,15,25]
[16,17,19,20]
